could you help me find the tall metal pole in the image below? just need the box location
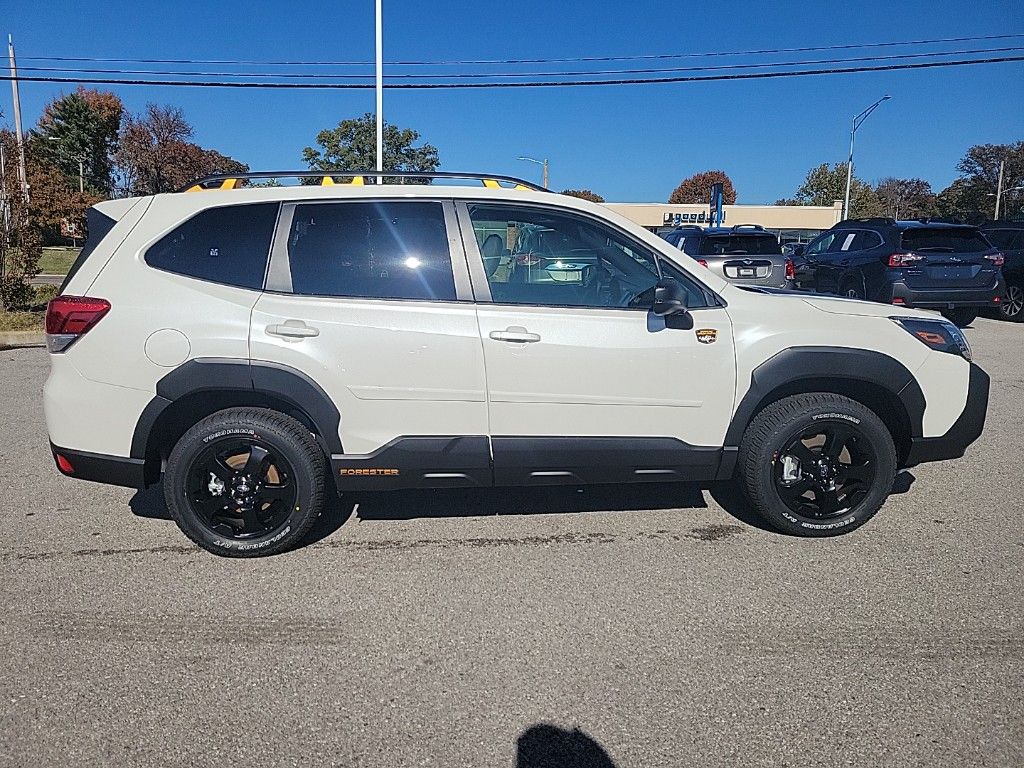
[78,157,85,193]
[843,122,856,221]
[8,35,28,200]
[375,0,383,182]
[994,159,1005,220]
[542,159,549,189]
[843,95,890,220]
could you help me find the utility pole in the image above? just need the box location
[78,156,85,193]
[7,35,28,200]
[375,0,383,182]
[517,156,549,188]
[542,158,549,189]
[994,159,1005,220]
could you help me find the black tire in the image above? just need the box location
[940,308,978,328]
[163,408,327,557]
[736,393,897,537]
[999,281,1024,322]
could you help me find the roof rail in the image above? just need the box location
[835,217,896,226]
[180,170,545,193]
[730,223,766,231]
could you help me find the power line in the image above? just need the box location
[3,54,1023,89]
[16,33,1024,67]
[14,46,1024,80]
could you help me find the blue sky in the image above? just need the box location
[5,0,1023,203]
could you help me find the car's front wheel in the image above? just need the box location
[163,408,327,557]
[941,308,978,328]
[736,393,897,537]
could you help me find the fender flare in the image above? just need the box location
[130,358,343,459]
[723,346,926,449]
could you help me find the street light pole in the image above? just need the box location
[516,156,549,188]
[374,0,383,182]
[843,95,891,220]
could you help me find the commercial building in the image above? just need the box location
[605,201,844,244]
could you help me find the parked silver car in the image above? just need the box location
[661,224,795,289]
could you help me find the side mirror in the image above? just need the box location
[791,244,806,258]
[651,278,689,317]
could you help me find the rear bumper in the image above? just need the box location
[50,443,147,488]
[904,363,989,466]
[887,277,1004,308]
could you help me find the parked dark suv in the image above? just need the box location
[791,218,1005,327]
[980,220,1024,322]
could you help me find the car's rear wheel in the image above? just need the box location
[839,279,865,300]
[941,308,978,328]
[736,393,897,537]
[163,408,327,557]
[999,281,1024,322]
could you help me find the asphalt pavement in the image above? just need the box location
[1,319,1021,767]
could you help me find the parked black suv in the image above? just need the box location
[980,220,1024,322]
[791,218,1005,327]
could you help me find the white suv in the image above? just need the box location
[43,172,989,557]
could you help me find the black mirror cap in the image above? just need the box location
[652,278,690,317]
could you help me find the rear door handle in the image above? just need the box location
[489,326,541,343]
[266,319,320,339]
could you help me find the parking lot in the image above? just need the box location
[0,317,1021,767]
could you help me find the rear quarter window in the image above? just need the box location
[145,203,279,290]
[900,228,991,254]
[60,207,118,292]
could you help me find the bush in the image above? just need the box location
[0,278,35,311]
[33,283,59,307]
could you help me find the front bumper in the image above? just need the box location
[904,363,990,466]
[888,278,1005,309]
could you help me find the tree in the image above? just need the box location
[560,189,604,203]
[302,113,439,182]
[114,104,248,195]
[33,87,123,195]
[782,162,881,217]
[668,171,737,205]
[874,177,936,220]
[935,142,1024,222]
[0,131,42,309]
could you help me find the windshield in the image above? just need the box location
[900,228,991,253]
[699,234,781,256]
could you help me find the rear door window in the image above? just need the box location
[900,228,991,253]
[286,201,456,301]
[145,203,279,290]
[984,230,1021,250]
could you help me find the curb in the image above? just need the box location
[0,330,45,350]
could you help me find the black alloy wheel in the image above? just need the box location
[773,422,877,520]
[185,438,297,540]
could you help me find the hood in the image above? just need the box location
[722,285,930,321]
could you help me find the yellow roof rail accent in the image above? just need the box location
[348,176,365,185]
[321,176,335,186]
[186,184,202,192]
[220,178,238,190]
[482,178,501,188]
[513,184,531,191]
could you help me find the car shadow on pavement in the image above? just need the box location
[516,723,618,768]
[128,481,708,547]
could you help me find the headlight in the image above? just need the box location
[890,317,972,361]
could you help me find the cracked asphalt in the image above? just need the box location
[1,318,1021,767]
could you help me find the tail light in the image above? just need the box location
[785,258,796,280]
[696,258,709,267]
[45,295,111,353]
[986,252,1005,267]
[888,252,925,267]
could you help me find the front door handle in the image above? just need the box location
[266,319,320,339]
[489,326,541,343]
